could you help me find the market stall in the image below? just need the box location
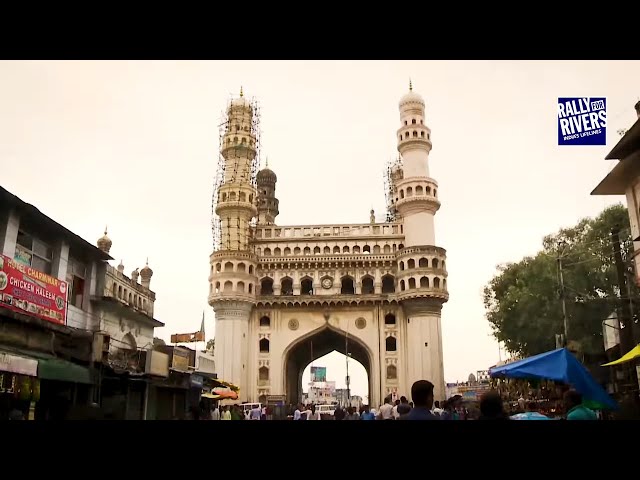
[489,348,618,414]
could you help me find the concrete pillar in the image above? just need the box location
[0,209,20,258]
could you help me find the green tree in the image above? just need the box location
[484,204,634,357]
[206,339,215,352]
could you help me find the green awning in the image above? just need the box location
[38,358,93,385]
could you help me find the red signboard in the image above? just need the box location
[0,254,68,325]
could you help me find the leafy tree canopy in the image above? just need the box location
[484,204,634,357]
[206,339,215,352]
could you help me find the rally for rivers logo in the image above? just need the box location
[557,97,607,146]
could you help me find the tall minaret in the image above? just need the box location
[209,87,258,396]
[256,158,279,225]
[395,81,449,402]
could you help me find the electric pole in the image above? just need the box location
[557,242,569,347]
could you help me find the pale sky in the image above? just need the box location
[1,61,637,399]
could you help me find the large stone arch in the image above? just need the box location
[281,323,374,406]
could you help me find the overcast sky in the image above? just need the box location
[1,61,637,400]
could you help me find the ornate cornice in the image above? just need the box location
[254,295,400,309]
[397,289,448,305]
[211,300,254,318]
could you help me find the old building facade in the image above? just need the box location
[209,85,449,406]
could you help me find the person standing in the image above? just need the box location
[397,396,412,417]
[306,405,321,420]
[221,406,232,420]
[360,405,375,420]
[344,407,359,420]
[293,404,302,420]
[478,391,509,420]
[251,404,262,420]
[564,390,598,420]
[432,400,444,417]
[211,405,220,421]
[377,396,394,420]
[392,399,401,419]
[400,381,439,420]
[334,405,345,421]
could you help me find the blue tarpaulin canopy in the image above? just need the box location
[489,348,617,410]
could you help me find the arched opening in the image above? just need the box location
[281,277,293,295]
[400,280,405,291]
[324,246,331,254]
[248,283,253,293]
[442,261,446,270]
[294,247,301,255]
[304,247,311,255]
[353,245,361,254]
[237,281,245,293]
[249,265,254,274]
[385,313,396,325]
[215,282,220,294]
[408,278,416,289]
[223,281,233,293]
[340,276,355,295]
[216,263,221,272]
[361,276,374,294]
[400,190,405,199]
[420,276,429,288]
[333,246,340,254]
[419,257,428,268]
[385,336,397,352]
[229,192,237,201]
[122,332,137,351]
[314,246,321,255]
[443,279,447,290]
[408,259,415,269]
[285,325,372,406]
[426,186,431,195]
[399,261,405,270]
[373,245,381,254]
[224,262,234,272]
[259,316,270,327]
[239,192,246,202]
[407,187,413,196]
[264,247,272,256]
[259,338,270,353]
[274,247,281,256]
[237,262,246,272]
[111,282,117,297]
[342,245,350,254]
[260,277,274,295]
[382,275,395,293]
[383,244,391,254]
[416,185,423,195]
[284,247,291,255]
[434,189,437,197]
[300,277,313,295]
[434,277,441,289]
[363,245,371,254]
[433,258,439,269]
[398,244,404,250]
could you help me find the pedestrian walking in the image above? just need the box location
[377,396,394,420]
[400,381,439,420]
[397,396,411,417]
[564,390,597,420]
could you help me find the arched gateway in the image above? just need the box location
[209,84,449,407]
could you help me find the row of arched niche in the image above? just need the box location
[211,274,447,296]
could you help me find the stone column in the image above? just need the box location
[402,299,445,403]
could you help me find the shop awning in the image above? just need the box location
[602,344,640,366]
[38,357,93,384]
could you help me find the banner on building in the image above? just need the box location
[0,254,68,326]
[170,331,205,343]
[310,366,326,382]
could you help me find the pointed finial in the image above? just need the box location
[104,225,108,235]
[146,257,149,266]
[240,86,244,97]
[409,79,412,91]
[266,156,269,168]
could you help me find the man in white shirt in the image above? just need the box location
[432,400,444,417]
[211,406,220,420]
[377,396,394,420]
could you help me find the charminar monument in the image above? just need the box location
[208,83,449,407]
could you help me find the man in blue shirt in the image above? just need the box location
[400,380,439,420]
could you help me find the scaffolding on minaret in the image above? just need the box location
[211,95,262,251]
[383,155,403,222]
